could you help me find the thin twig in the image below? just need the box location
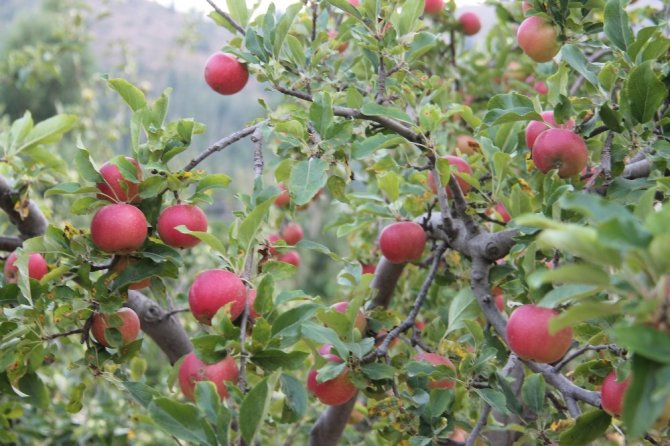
[41,328,84,341]
[565,396,580,417]
[161,308,190,321]
[601,131,613,180]
[376,54,387,104]
[465,403,492,446]
[364,242,447,362]
[310,0,318,42]
[554,344,623,372]
[184,120,268,171]
[205,0,246,35]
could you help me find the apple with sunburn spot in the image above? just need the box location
[532,128,589,178]
[178,352,239,400]
[91,307,141,348]
[96,157,142,203]
[506,304,573,363]
[415,352,456,389]
[379,221,426,264]
[91,204,148,254]
[204,52,249,95]
[4,251,48,283]
[517,16,560,63]
[189,269,247,325]
[157,204,208,248]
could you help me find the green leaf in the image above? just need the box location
[280,373,308,422]
[194,381,221,428]
[238,197,275,252]
[123,381,161,408]
[309,92,334,137]
[226,0,249,27]
[483,93,541,126]
[407,32,437,62]
[625,61,668,124]
[195,174,231,193]
[427,388,452,418]
[288,158,328,206]
[45,182,96,197]
[521,374,545,414]
[148,397,217,446]
[392,0,422,36]
[74,149,102,183]
[447,288,479,334]
[529,264,610,289]
[474,388,509,415]
[361,363,396,380]
[610,325,670,364]
[15,114,77,153]
[271,303,319,337]
[377,171,400,202]
[549,302,621,334]
[560,45,599,89]
[240,378,271,444]
[351,134,405,159]
[273,3,301,56]
[604,0,633,51]
[622,355,670,438]
[251,350,309,371]
[17,373,49,409]
[108,78,147,111]
[301,320,349,359]
[325,0,363,22]
[559,410,611,445]
[537,284,601,308]
[361,102,414,124]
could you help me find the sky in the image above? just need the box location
[152,0,484,14]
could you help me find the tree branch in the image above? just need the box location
[183,120,268,172]
[307,396,357,446]
[0,176,48,239]
[465,403,492,446]
[0,235,23,251]
[205,0,246,35]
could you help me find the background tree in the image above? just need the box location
[1,0,670,445]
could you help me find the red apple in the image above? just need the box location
[423,0,444,14]
[375,329,399,348]
[601,371,630,416]
[96,157,142,203]
[281,222,303,246]
[428,155,473,197]
[278,251,300,267]
[274,183,290,207]
[307,364,357,406]
[361,263,376,275]
[91,307,141,348]
[534,80,548,95]
[331,301,367,333]
[455,135,480,155]
[379,221,426,264]
[178,352,239,401]
[111,256,151,289]
[506,304,573,363]
[91,204,148,253]
[532,129,588,178]
[157,204,208,248]
[517,16,560,63]
[4,251,48,283]
[189,269,247,325]
[492,287,505,311]
[267,233,281,256]
[493,203,511,223]
[348,0,359,6]
[525,111,576,149]
[247,289,260,319]
[415,352,456,389]
[204,52,249,95]
[458,12,481,36]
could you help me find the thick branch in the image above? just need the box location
[183,120,268,172]
[465,403,491,446]
[126,291,193,364]
[369,257,407,308]
[0,176,48,239]
[307,396,357,446]
[623,159,651,179]
[0,235,23,251]
[205,0,246,35]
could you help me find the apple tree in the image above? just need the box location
[1,0,670,445]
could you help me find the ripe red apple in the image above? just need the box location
[307,365,357,406]
[91,204,148,253]
[533,80,548,95]
[458,12,481,36]
[247,289,260,319]
[525,111,576,149]
[361,263,376,275]
[331,301,367,333]
[189,269,247,325]
[267,233,281,256]
[517,16,560,63]
[204,52,249,95]
[532,129,588,178]
[493,202,511,223]
[278,251,300,267]
[157,204,208,248]
[423,0,444,14]
[274,183,290,207]
[455,135,480,155]
[178,352,239,401]
[601,371,630,416]
[4,251,48,283]
[111,256,151,289]
[379,221,426,264]
[506,304,573,363]
[96,157,142,203]
[91,307,141,348]
[492,287,505,311]
[415,352,456,389]
[428,155,473,197]
[281,222,303,246]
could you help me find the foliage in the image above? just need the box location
[1,0,670,445]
